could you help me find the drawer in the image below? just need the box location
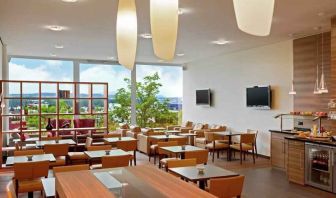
[288,140,304,150]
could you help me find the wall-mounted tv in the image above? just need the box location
[196,89,211,106]
[246,86,272,109]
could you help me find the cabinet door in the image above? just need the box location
[287,141,305,185]
[271,137,285,169]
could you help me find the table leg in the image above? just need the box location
[28,191,34,198]
[228,136,232,161]
[199,180,206,190]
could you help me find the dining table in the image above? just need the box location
[5,153,56,166]
[54,165,215,198]
[84,149,130,165]
[103,137,136,144]
[160,145,206,158]
[168,164,239,189]
[35,139,76,148]
[178,133,198,145]
[214,131,245,161]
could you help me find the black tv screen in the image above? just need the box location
[196,89,211,105]
[246,86,271,108]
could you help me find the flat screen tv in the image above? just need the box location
[196,89,211,106]
[246,86,272,109]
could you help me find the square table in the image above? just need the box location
[168,164,239,189]
[5,154,56,166]
[35,139,76,148]
[84,149,130,165]
[103,137,136,144]
[160,145,205,158]
[214,131,245,161]
[164,130,181,135]
[42,178,55,198]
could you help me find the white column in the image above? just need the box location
[73,61,80,119]
[131,65,137,125]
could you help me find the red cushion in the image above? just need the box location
[73,119,95,134]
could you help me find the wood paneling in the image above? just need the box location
[287,140,305,185]
[293,29,336,130]
[271,132,288,170]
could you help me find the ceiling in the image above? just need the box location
[0,0,336,65]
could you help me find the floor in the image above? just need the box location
[1,152,335,198]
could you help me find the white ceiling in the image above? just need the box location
[0,0,336,65]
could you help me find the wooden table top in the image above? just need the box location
[6,154,56,166]
[214,131,245,136]
[55,165,215,198]
[84,149,129,159]
[35,139,76,147]
[103,137,136,143]
[160,145,206,154]
[168,164,239,182]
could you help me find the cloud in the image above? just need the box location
[45,60,63,67]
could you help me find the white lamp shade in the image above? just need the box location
[233,0,275,36]
[150,0,179,60]
[117,0,137,70]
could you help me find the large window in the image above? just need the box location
[80,64,131,130]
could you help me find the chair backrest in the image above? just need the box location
[44,144,69,157]
[14,142,22,151]
[185,150,209,164]
[6,181,17,198]
[41,136,61,141]
[193,123,204,130]
[182,121,193,128]
[116,140,137,151]
[53,164,89,174]
[102,155,131,168]
[85,137,93,148]
[14,149,44,156]
[240,133,255,144]
[14,160,49,180]
[204,132,215,142]
[169,137,187,146]
[167,158,197,169]
[87,145,112,151]
[103,134,121,138]
[209,176,245,198]
[158,141,178,155]
[247,129,258,142]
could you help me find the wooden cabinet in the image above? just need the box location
[271,132,288,170]
[287,139,305,185]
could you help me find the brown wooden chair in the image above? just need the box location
[14,149,44,156]
[158,141,178,169]
[44,144,69,167]
[204,132,229,162]
[53,164,90,174]
[208,175,245,198]
[185,150,209,165]
[247,129,258,158]
[87,145,112,151]
[6,181,17,198]
[68,137,92,164]
[116,140,137,165]
[103,133,121,138]
[101,155,132,169]
[230,133,256,164]
[13,160,49,197]
[169,137,188,146]
[167,158,197,176]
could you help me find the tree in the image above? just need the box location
[111,72,174,128]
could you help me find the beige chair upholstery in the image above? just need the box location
[101,155,132,169]
[53,164,89,173]
[230,133,256,164]
[125,126,141,138]
[87,145,112,151]
[205,132,229,162]
[167,121,193,130]
[6,181,17,198]
[185,150,209,165]
[68,137,92,164]
[116,140,137,165]
[115,123,130,137]
[158,141,178,169]
[137,132,165,154]
[194,124,227,148]
[44,144,69,167]
[13,160,49,197]
[208,176,245,198]
[14,149,44,156]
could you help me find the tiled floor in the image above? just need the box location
[1,151,335,198]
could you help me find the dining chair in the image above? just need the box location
[169,137,188,146]
[44,144,69,167]
[103,133,121,138]
[13,160,49,197]
[230,133,256,164]
[116,140,137,165]
[208,175,245,198]
[167,158,197,175]
[6,181,16,198]
[158,141,178,169]
[247,129,258,158]
[14,149,44,156]
[68,137,92,164]
[184,150,209,165]
[204,132,229,162]
[87,145,112,151]
[53,164,90,174]
[14,142,22,151]
[101,155,132,169]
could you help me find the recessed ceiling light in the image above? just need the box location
[50,53,56,57]
[54,44,64,49]
[211,39,231,45]
[139,33,152,39]
[176,53,185,57]
[62,0,78,2]
[46,25,65,31]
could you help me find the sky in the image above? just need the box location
[9,58,183,98]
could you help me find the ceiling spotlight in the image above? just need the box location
[211,39,231,45]
[54,44,64,49]
[139,33,152,39]
[46,25,65,31]
[50,53,56,57]
[176,53,185,57]
[62,0,78,2]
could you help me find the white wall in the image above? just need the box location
[183,40,294,156]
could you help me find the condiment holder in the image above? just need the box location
[105,150,110,155]
[197,165,205,175]
[181,145,186,150]
[27,155,33,161]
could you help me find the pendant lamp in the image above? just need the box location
[313,36,321,94]
[319,32,328,93]
[150,0,179,60]
[116,0,137,70]
[233,0,275,36]
[289,81,296,95]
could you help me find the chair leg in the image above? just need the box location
[134,151,137,166]
[212,150,215,162]
[217,150,219,159]
[252,149,255,164]
[154,151,157,165]
[244,152,246,160]
[255,144,258,158]
[240,150,242,165]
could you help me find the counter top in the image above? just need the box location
[285,136,336,147]
[269,130,298,135]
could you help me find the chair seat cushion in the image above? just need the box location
[230,143,253,151]
[160,157,178,165]
[206,142,229,149]
[195,138,206,144]
[50,156,66,167]
[90,164,102,170]
[150,144,158,151]
[18,178,43,193]
[68,152,88,160]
